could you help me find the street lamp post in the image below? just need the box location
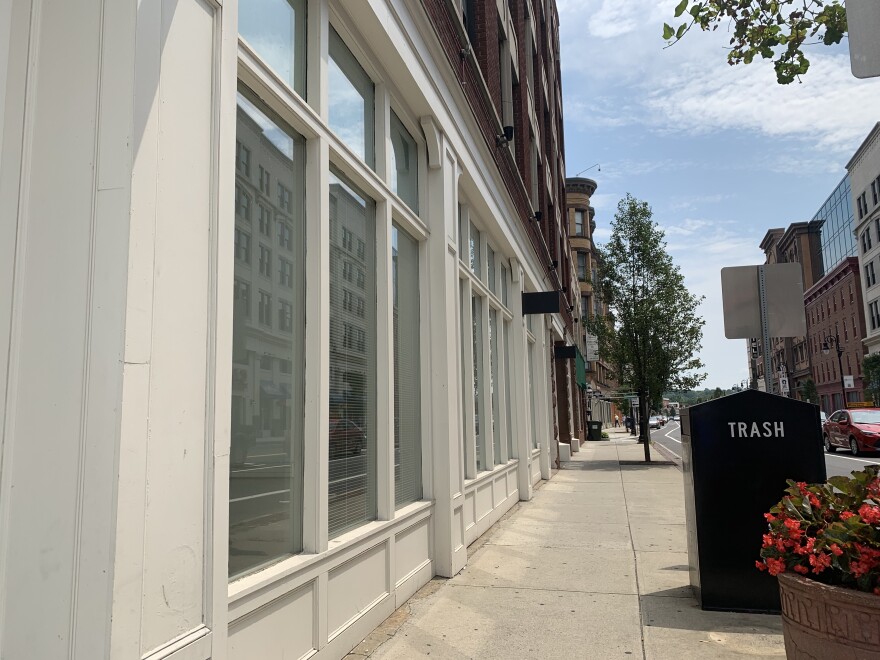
[822,333,846,410]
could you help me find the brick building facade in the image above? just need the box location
[805,257,868,412]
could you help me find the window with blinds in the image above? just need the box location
[489,308,502,464]
[472,294,486,471]
[393,225,421,507]
[328,170,377,538]
[528,338,538,449]
[229,88,306,579]
[503,319,514,459]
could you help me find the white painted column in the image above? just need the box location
[510,261,533,500]
[0,1,135,658]
[424,129,467,577]
[539,323,554,480]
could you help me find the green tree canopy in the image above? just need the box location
[863,354,880,405]
[587,194,706,461]
[663,0,847,84]
[801,378,819,405]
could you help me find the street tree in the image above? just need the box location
[662,0,847,84]
[587,194,706,462]
[801,378,819,405]
[863,354,880,405]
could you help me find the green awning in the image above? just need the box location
[576,347,587,390]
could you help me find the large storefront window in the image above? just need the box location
[239,0,307,96]
[503,320,514,459]
[528,338,538,449]
[328,170,377,538]
[393,225,422,507]
[472,294,486,471]
[229,88,306,579]
[328,27,375,169]
[489,308,502,464]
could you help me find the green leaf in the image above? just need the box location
[674,0,688,18]
[676,23,688,39]
[663,23,675,40]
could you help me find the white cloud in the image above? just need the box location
[646,54,880,155]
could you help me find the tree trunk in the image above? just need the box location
[638,389,652,462]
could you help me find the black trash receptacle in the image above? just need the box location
[586,420,603,441]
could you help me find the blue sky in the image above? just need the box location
[558,0,880,389]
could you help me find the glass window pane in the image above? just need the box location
[470,222,481,276]
[503,320,514,459]
[239,0,307,96]
[528,340,538,449]
[487,246,496,294]
[390,111,419,214]
[229,88,306,579]
[460,280,469,474]
[489,309,502,464]
[329,170,377,538]
[473,295,486,471]
[458,204,468,262]
[501,264,508,306]
[328,28,375,169]
[393,225,422,507]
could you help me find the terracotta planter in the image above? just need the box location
[778,572,880,659]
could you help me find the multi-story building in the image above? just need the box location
[565,177,616,427]
[0,1,576,659]
[804,257,867,411]
[753,223,823,394]
[751,174,860,401]
[848,123,880,361]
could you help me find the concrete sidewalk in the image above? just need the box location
[349,436,785,660]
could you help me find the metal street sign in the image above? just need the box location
[847,0,880,79]
[585,334,599,361]
[721,264,806,339]
[721,264,807,396]
[844,375,855,389]
[779,376,790,396]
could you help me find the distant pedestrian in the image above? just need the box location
[614,415,620,428]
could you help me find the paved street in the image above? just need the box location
[650,421,880,479]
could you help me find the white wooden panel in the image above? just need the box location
[493,475,506,507]
[0,1,119,657]
[475,482,493,522]
[394,520,430,585]
[462,491,475,530]
[327,543,389,638]
[140,0,217,652]
[229,584,316,660]
[453,506,464,551]
[507,468,518,498]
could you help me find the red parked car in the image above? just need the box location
[822,408,880,455]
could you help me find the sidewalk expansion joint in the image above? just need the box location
[618,443,649,660]
[446,583,640,597]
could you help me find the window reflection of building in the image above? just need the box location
[229,89,305,578]
[328,175,377,538]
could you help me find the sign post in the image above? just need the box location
[721,264,806,396]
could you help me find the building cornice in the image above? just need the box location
[846,121,880,172]
[565,177,597,197]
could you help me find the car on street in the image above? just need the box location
[648,416,662,429]
[329,418,367,458]
[822,408,880,455]
[659,415,668,426]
